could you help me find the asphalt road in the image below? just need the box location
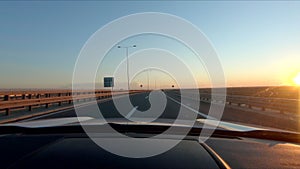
[32,91,183,120]
[27,90,299,132]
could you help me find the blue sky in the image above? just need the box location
[1,1,300,88]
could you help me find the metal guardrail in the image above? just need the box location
[199,93,300,114]
[167,89,299,114]
[0,90,142,116]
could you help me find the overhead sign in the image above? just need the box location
[104,77,114,87]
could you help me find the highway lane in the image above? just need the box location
[30,91,200,121]
[165,90,299,131]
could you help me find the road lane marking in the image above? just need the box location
[126,106,138,119]
[166,95,216,120]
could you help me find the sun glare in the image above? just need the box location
[294,73,300,86]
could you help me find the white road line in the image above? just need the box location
[125,106,138,119]
[166,95,216,120]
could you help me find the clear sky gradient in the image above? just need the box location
[1,1,300,88]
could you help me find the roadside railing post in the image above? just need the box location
[4,95,9,101]
[5,108,10,116]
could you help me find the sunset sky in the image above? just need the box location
[1,1,300,89]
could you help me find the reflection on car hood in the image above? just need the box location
[0,116,287,133]
[1,117,94,128]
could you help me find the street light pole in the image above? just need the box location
[126,47,130,91]
[117,45,136,91]
[147,68,150,91]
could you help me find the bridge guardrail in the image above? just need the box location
[199,93,299,114]
[166,89,299,114]
[0,90,142,116]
